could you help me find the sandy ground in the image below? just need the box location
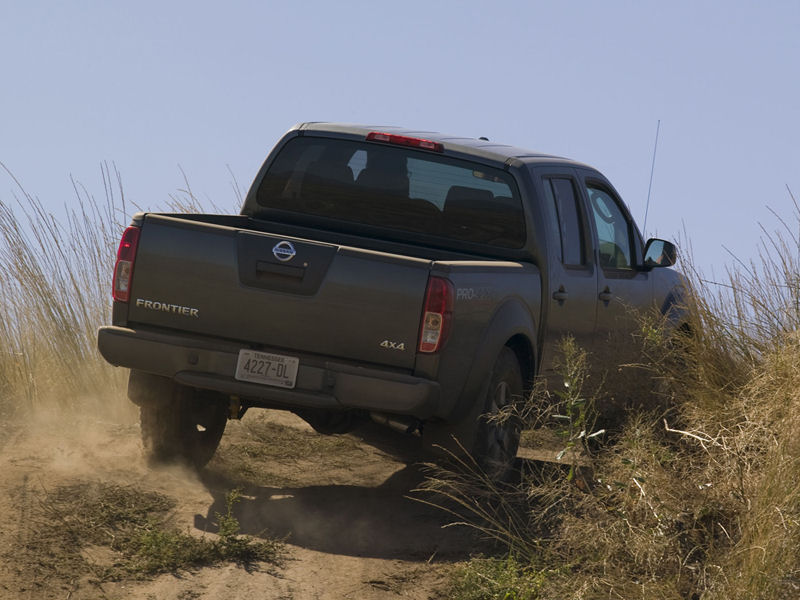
[0,404,484,600]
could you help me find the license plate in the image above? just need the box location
[234,350,299,389]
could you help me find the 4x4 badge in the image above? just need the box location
[380,340,405,351]
[272,240,296,262]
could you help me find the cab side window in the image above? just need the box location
[543,178,585,266]
[586,185,633,270]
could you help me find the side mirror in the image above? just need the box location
[643,238,677,268]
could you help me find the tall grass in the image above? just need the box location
[0,163,132,416]
[0,163,226,419]
[424,190,800,599]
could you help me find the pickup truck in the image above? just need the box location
[97,122,683,479]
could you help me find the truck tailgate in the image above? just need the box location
[126,215,431,370]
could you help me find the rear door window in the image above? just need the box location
[256,136,526,249]
[542,177,585,266]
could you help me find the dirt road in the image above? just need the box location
[0,404,481,599]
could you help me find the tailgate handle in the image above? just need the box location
[256,260,305,280]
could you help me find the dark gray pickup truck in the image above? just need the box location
[97,123,683,477]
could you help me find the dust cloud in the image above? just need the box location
[0,395,471,599]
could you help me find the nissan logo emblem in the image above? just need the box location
[272,240,297,262]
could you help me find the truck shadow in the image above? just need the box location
[195,462,483,561]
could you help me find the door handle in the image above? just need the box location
[599,287,613,303]
[552,286,568,303]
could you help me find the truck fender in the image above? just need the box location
[660,285,692,334]
[451,298,537,422]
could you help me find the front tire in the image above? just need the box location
[137,377,228,468]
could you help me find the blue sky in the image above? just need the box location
[1,1,798,275]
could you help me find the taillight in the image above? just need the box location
[418,276,454,353]
[112,226,141,302]
[366,131,444,152]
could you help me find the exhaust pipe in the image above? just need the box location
[370,412,421,436]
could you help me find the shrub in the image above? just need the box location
[424,189,800,600]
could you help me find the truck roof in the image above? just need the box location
[295,122,592,169]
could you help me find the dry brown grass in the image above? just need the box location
[426,190,800,599]
[0,162,132,417]
[0,163,234,419]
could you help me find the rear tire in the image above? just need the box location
[137,377,228,468]
[473,348,524,480]
[425,347,524,482]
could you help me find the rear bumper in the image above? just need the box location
[97,326,440,417]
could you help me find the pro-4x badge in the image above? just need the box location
[380,340,405,351]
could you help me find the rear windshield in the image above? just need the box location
[255,136,526,249]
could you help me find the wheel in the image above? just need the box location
[424,347,524,482]
[473,347,524,480]
[137,376,228,468]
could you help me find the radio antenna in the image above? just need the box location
[643,119,661,235]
